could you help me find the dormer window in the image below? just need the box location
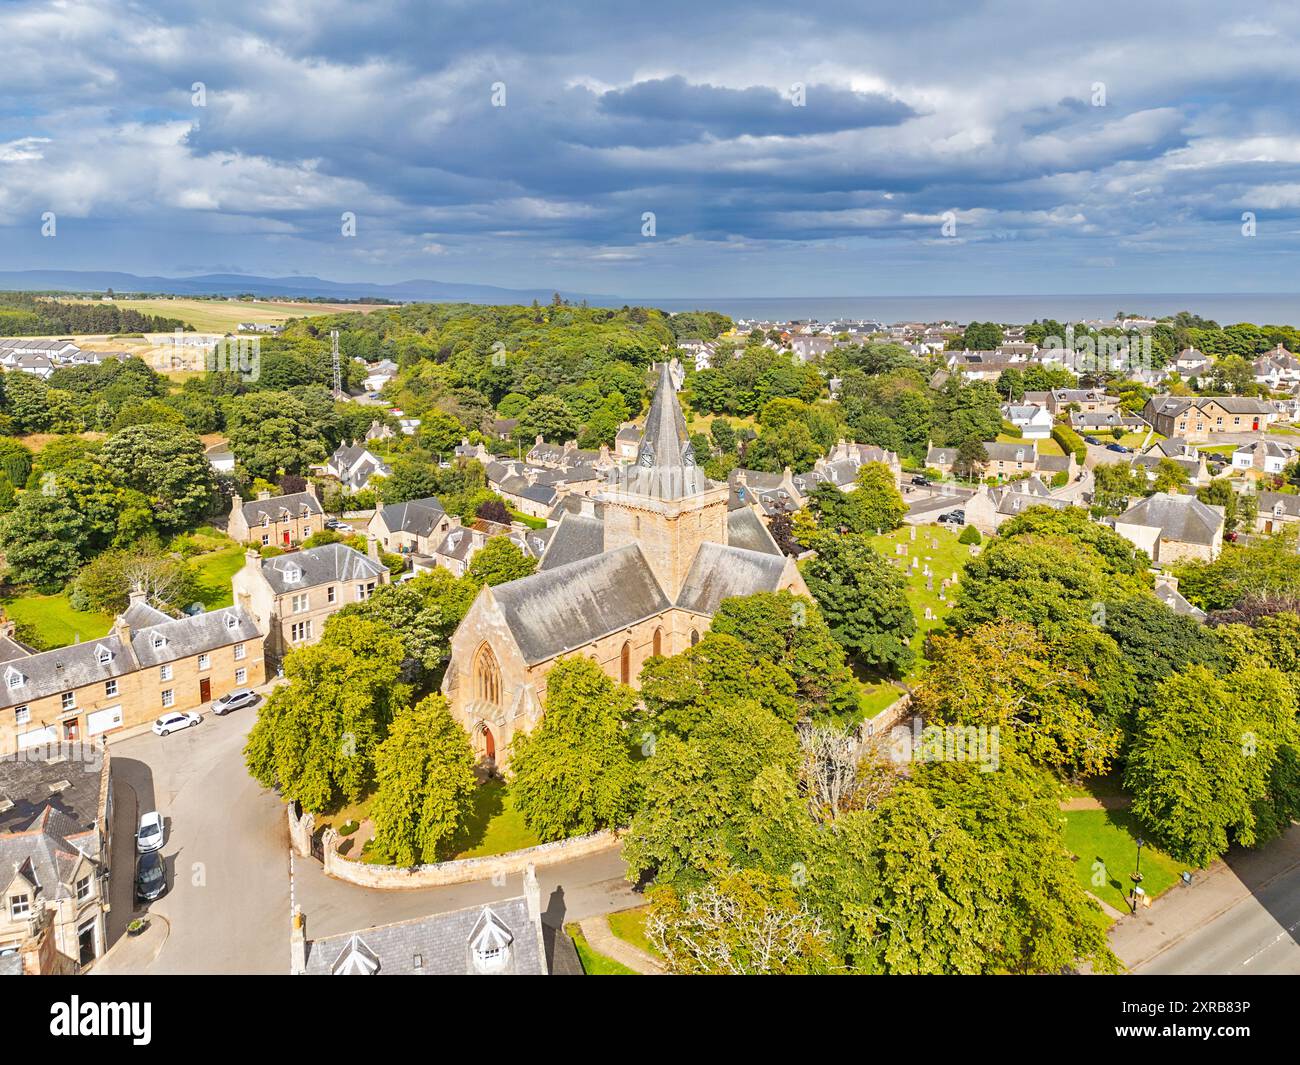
[225,614,238,630]
[469,907,514,974]
[5,665,24,689]
[152,634,166,650]
[283,565,302,584]
[94,644,112,666]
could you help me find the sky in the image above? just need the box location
[2,0,1300,298]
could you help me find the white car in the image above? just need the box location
[211,689,258,715]
[152,711,201,736]
[136,811,164,853]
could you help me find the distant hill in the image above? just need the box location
[0,270,618,305]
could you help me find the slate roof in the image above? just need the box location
[726,507,782,555]
[546,496,605,523]
[258,544,386,595]
[490,545,671,664]
[1154,583,1207,621]
[1037,454,1072,473]
[617,362,711,499]
[0,752,104,836]
[983,442,1037,463]
[538,512,606,571]
[1257,491,1300,518]
[375,497,447,538]
[0,604,259,709]
[240,491,323,526]
[302,896,545,976]
[675,542,790,616]
[1117,493,1224,545]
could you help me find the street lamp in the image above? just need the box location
[1129,836,1146,914]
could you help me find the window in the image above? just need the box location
[235,668,246,685]
[261,534,270,546]
[233,644,248,663]
[290,620,312,643]
[357,582,376,601]
[9,894,29,919]
[653,628,663,657]
[326,586,336,604]
[15,705,29,725]
[61,691,75,711]
[161,690,174,708]
[474,645,502,706]
[75,876,91,902]
[198,653,210,671]
[105,679,117,697]
[4,665,24,689]
[261,515,269,527]
[620,641,631,685]
[160,664,172,682]
[291,593,309,614]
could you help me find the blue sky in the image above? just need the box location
[2,0,1299,298]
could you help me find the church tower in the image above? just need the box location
[599,361,729,600]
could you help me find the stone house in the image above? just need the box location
[368,497,455,557]
[0,746,113,971]
[1111,492,1225,564]
[1143,396,1277,441]
[1254,491,1300,535]
[232,543,389,659]
[0,597,264,757]
[228,487,325,548]
[1231,439,1297,475]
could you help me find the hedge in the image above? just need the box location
[1052,424,1087,465]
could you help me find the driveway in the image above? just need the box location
[92,686,641,974]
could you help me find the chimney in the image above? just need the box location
[290,907,307,975]
[111,613,138,669]
[535,434,544,446]
[305,480,318,500]
[128,585,148,608]
[257,489,272,501]
[231,492,243,512]
[366,537,380,562]
[523,863,541,925]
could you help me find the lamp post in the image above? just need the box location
[1130,836,1146,914]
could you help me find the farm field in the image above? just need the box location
[70,298,391,333]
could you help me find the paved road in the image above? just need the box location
[94,689,640,974]
[1135,862,1300,975]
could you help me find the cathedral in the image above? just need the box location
[442,361,810,763]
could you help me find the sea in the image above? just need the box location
[638,293,1300,327]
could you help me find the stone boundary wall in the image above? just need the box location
[291,807,621,888]
[859,691,913,740]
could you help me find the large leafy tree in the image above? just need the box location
[227,391,327,478]
[100,423,215,531]
[369,694,478,865]
[710,591,857,716]
[509,657,642,841]
[851,461,906,532]
[244,618,406,811]
[467,536,536,587]
[917,621,1119,778]
[799,534,915,676]
[1125,663,1300,866]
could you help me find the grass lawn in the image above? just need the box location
[187,545,246,609]
[607,906,663,959]
[451,778,541,859]
[566,923,637,975]
[0,592,112,649]
[1062,808,1185,915]
[868,523,970,685]
[507,508,548,530]
[1198,443,1239,457]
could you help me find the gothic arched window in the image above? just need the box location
[474,645,502,706]
[620,641,631,685]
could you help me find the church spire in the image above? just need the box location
[620,361,710,500]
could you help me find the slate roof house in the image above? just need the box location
[232,543,389,658]
[0,745,113,972]
[0,596,264,757]
[368,496,454,557]
[1142,396,1276,441]
[1255,491,1300,535]
[1111,492,1225,564]
[442,363,808,764]
[292,865,568,975]
[228,486,325,548]
[326,441,393,493]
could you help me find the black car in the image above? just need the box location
[1105,442,1130,453]
[911,475,932,486]
[1082,435,1101,445]
[136,850,167,902]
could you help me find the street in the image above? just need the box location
[92,691,640,975]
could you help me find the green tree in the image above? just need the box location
[800,534,915,675]
[100,423,215,531]
[244,618,406,811]
[509,658,642,840]
[851,461,906,532]
[369,694,478,865]
[467,536,537,586]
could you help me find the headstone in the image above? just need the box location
[924,606,933,620]
[912,556,920,570]
[939,591,946,601]
[896,543,905,556]
[909,526,916,542]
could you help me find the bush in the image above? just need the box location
[339,820,359,836]
[958,525,982,545]
[1052,424,1087,465]
[259,545,285,558]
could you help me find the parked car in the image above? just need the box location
[152,711,201,737]
[325,519,351,532]
[136,811,164,853]
[938,509,966,525]
[1083,435,1101,445]
[911,475,933,486]
[1105,443,1130,454]
[135,850,167,902]
[211,689,258,716]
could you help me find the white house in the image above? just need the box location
[1001,403,1054,439]
[1232,439,1297,475]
